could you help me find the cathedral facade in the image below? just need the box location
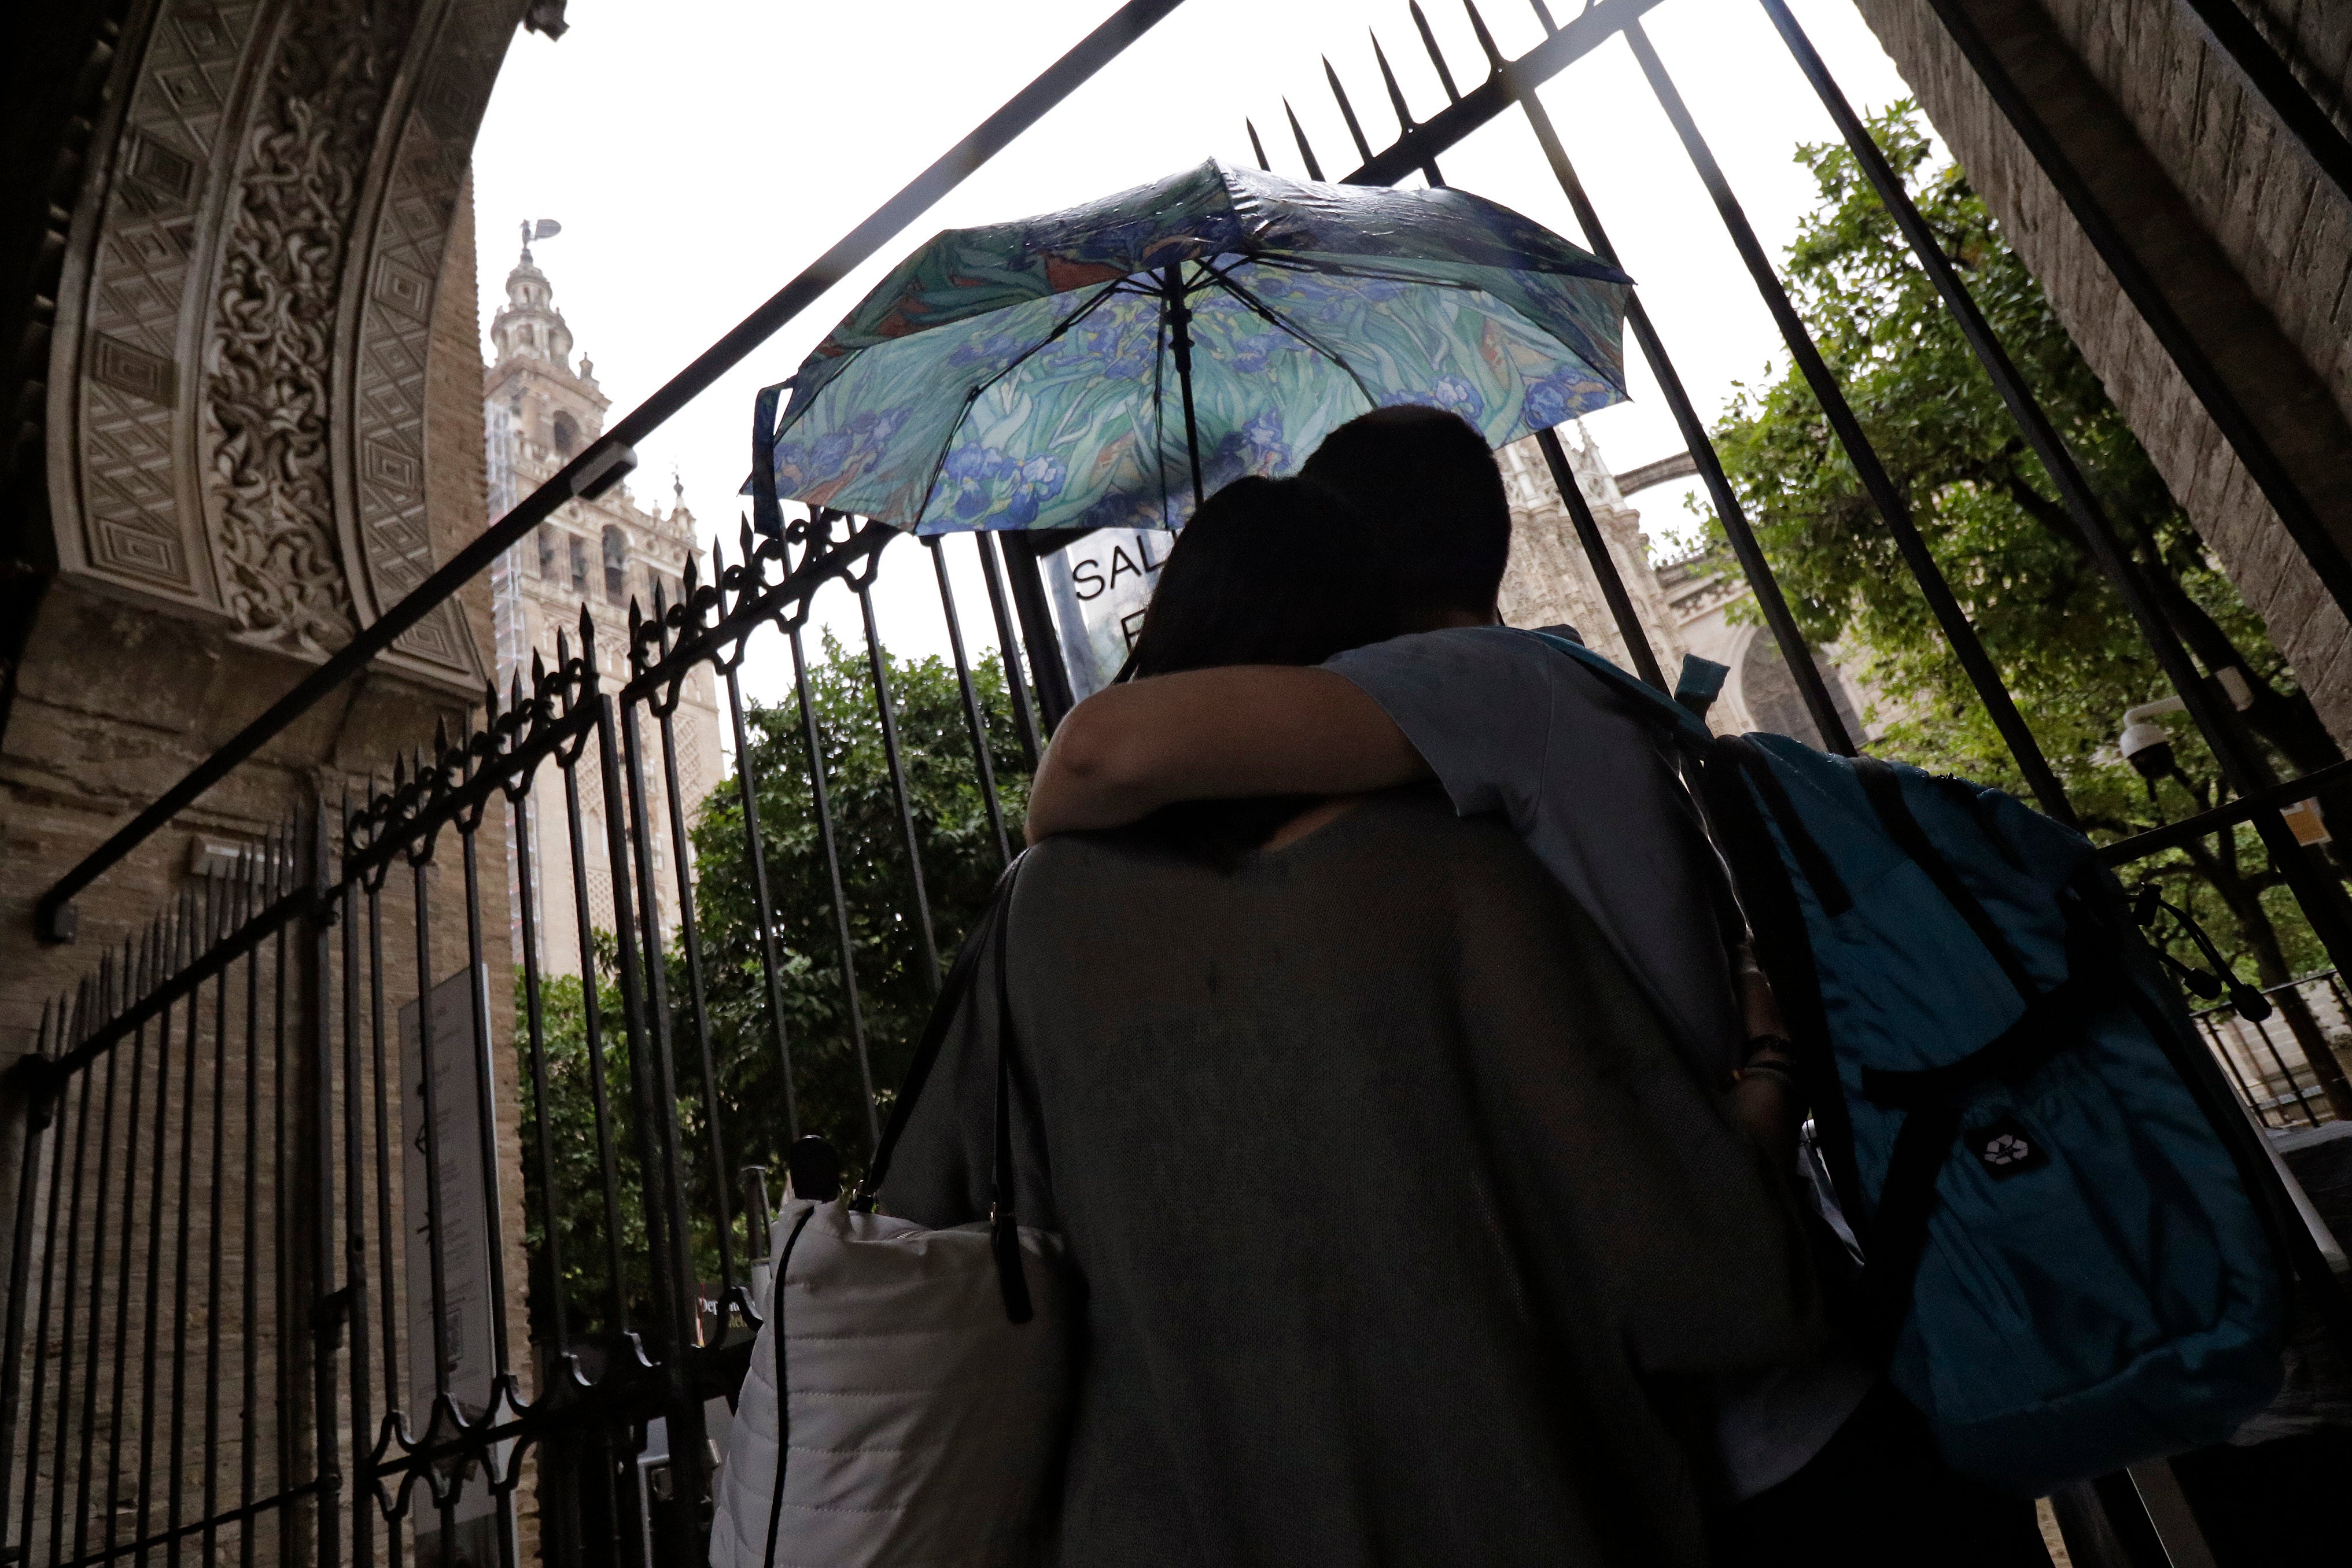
[1498,424,1872,750]
[484,237,722,977]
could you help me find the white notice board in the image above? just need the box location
[1046,527,1173,699]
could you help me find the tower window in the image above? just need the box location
[603,525,627,604]
[551,411,578,458]
[536,525,556,578]
[568,535,589,592]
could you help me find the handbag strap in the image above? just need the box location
[858,852,1025,1201]
[852,850,1037,1323]
[990,872,1036,1323]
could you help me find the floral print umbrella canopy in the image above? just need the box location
[753,158,1634,534]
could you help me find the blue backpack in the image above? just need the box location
[1532,633,2287,1493]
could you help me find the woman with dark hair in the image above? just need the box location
[1123,473,1402,679]
[1119,475,1404,856]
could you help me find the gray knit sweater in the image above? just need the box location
[882,788,1815,1567]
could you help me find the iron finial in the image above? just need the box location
[1372,31,1415,129]
[1462,0,1505,71]
[1282,98,1325,180]
[1410,2,1462,102]
[1324,57,1374,162]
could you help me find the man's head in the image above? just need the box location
[1299,405,1509,627]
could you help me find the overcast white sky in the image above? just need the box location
[471,0,1924,703]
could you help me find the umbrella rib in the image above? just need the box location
[1195,262,1384,412]
[906,274,1136,529]
[1219,254,1620,400]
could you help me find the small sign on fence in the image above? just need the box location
[399,965,507,1562]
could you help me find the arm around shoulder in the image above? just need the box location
[1024,666,1428,843]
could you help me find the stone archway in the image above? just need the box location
[3,0,544,1050]
[1728,622,1865,750]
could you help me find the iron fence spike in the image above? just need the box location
[1324,57,1374,161]
[1247,117,1272,170]
[1372,31,1415,127]
[1409,1,1462,102]
[1283,98,1326,180]
[1462,0,1504,69]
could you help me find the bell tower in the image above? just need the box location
[483,230,720,977]
[489,227,578,371]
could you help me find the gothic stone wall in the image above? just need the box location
[1494,431,1689,674]
[1856,0,2352,743]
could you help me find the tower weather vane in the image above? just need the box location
[520,216,561,257]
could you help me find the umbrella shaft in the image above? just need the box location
[1163,267,1205,506]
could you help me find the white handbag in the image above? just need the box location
[710,859,1072,1568]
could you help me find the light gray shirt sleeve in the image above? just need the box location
[1326,626,1745,1086]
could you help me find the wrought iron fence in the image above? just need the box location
[2191,971,2352,1132]
[2,511,1050,1566]
[9,1,2352,1565]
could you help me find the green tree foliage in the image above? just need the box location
[1704,104,2351,1110]
[520,632,1032,1341]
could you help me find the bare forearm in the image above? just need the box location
[1025,666,1428,842]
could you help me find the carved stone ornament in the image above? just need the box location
[340,0,521,672]
[200,1,406,656]
[46,0,522,684]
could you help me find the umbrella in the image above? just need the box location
[752,158,1634,536]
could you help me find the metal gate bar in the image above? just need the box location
[1624,13,2071,816]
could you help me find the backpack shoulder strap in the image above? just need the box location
[1693,741,1867,1223]
[1852,756,2033,1001]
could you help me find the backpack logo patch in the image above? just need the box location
[1972,1116,2047,1179]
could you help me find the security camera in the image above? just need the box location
[2117,670,2257,781]
[2121,722,2176,780]
[2119,695,2186,780]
